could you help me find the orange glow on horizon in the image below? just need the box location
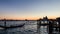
[0,16,59,20]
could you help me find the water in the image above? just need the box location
[0,21,59,34]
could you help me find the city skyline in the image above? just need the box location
[0,0,60,20]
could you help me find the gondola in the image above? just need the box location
[0,23,25,29]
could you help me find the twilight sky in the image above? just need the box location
[0,0,60,20]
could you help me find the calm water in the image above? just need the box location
[0,21,59,34]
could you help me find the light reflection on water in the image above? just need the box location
[0,21,59,34]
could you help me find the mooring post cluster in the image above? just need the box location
[37,16,60,34]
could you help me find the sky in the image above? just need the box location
[0,0,60,20]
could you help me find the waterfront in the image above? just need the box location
[0,20,59,34]
[0,21,47,34]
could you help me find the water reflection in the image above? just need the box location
[0,21,60,34]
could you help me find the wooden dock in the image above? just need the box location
[37,16,60,34]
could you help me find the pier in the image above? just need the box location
[37,16,60,34]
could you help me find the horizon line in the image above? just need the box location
[0,17,60,20]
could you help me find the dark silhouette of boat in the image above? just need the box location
[0,19,25,29]
[0,23,25,29]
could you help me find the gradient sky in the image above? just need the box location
[0,0,60,20]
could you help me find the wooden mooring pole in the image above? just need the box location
[48,21,53,34]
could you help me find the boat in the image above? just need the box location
[0,23,25,29]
